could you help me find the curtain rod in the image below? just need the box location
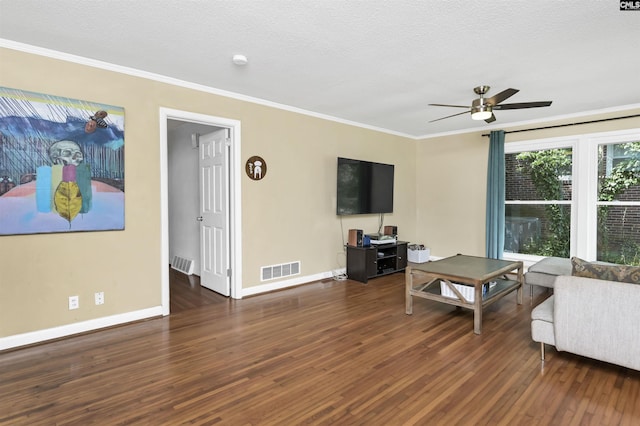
[481,113,640,137]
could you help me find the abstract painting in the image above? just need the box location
[0,87,125,235]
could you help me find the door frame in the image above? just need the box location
[159,107,243,314]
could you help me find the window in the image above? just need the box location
[504,129,640,265]
[597,141,640,264]
[505,148,572,258]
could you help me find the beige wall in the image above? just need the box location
[1,46,638,344]
[415,108,640,258]
[237,108,416,286]
[0,48,416,339]
[415,132,489,257]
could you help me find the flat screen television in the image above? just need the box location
[336,157,394,215]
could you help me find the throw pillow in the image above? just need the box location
[571,257,640,285]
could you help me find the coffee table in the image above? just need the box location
[405,254,523,334]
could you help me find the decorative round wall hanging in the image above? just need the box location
[246,156,267,180]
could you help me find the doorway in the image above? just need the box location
[160,108,243,315]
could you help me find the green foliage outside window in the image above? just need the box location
[512,143,640,265]
[515,149,571,258]
[598,142,640,265]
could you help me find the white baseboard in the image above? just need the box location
[242,269,344,297]
[0,306,163,351]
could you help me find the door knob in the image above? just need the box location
[196,216,203,222]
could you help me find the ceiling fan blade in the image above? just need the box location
[485,88,519,106]
[428,103,469,108]
[494,101,552,110]
[484,114,496,123]
[429,110,470,122]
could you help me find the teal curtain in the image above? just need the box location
[486,130,505,259]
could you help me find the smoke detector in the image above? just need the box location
[232,54,248,66]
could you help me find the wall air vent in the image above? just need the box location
[261,261,300,281]
[171,255,194,275]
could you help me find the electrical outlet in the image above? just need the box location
[68,296,79,310]
[95,292,104,305]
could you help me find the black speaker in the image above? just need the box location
[348,229,363,247]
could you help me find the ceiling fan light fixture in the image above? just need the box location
[471,105,492,121]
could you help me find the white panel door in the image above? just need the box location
[199,130,229,296]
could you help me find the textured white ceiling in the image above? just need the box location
[1,0,639,138]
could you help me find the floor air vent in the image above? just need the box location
[261,261,300,281]
[171,255,194,275]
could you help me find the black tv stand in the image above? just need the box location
[346,241,408,283]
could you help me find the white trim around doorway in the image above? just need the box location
[159,108,243,315]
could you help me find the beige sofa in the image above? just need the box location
[531,274,640,371]
[524,256,571,294]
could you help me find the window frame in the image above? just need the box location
[503,128,640,264]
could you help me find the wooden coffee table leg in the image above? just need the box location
[405,267,413,315]
[517,265,524,305]
[474,285,482,334]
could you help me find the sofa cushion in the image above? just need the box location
[525,257,572,288]
[531,296,554,322]
[529,257,572,276]
[571,256,640,285]
[531,295,555,346]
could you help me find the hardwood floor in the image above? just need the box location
[1,272,639,425]
[168,268,226,313]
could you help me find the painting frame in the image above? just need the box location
[0,87,125,236]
